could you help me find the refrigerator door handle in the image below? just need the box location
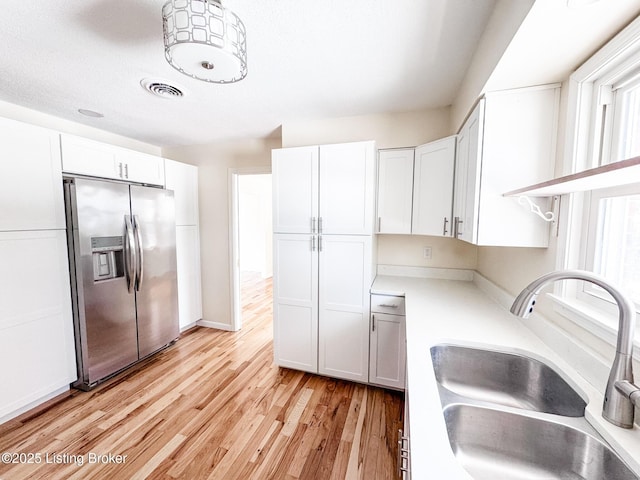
[124,215,137,294]
[133,215,144,291]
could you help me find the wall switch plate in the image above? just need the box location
[423,246,432,259]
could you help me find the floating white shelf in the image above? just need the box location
[503,156,640,197]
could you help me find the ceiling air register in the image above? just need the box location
[162,0,247,83]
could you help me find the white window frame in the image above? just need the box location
[554,16,640,347]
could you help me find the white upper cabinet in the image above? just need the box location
[453,105,483,244]
[376,149,414,234]
[0,117,65,231]
[412,136,456,237]
[272,146,319,234]
[60,134,165,186]
[319,142,375,235]
[376,137,456,237]
[272,141,375,235]
[165,159,199,226]
[453,85,560,247]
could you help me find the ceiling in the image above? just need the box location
[0,0,497,147]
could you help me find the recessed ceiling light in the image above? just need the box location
[78,108,104,118]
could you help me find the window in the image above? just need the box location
[582,184,640,311]
[559,17,640,336]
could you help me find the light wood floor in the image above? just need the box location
[0,274,404,480]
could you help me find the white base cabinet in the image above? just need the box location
[0,230,76,421]
[175,225,203,330]
[318,235,372,383]
[369,294,406,390]
[273,233,318,373]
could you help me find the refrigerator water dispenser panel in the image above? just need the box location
[91,236,124,282]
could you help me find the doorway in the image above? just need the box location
[229,168,272,330]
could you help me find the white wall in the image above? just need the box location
[450,0,535,131]
[239,174,273,278]
[282,108,452,149]
[162,138,278,330]
[0,100,160,155]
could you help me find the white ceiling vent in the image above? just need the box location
[140,78,184,99]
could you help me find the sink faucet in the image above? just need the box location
[511,270,639,428]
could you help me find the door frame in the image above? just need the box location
[228,166,272,331]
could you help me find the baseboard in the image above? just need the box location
[197,319,238,332]
[0,385,71,426]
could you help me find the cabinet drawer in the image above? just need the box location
[371,294,405,315]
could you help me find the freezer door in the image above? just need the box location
[69,178,139,385]
[130,185,179,357]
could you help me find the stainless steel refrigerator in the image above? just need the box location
[64,177,179,390]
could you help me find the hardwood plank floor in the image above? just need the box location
[0,274,404,480]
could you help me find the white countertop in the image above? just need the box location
[371,274,640,479]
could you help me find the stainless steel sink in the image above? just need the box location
[431,344,586,416]
[444,404,639,480]
[430,344,639,479]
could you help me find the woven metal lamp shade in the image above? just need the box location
[162,0,247,83]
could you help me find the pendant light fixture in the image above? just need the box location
[162,0,247,84]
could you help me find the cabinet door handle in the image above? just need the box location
[118,162,124,178]
[318,235,323,252]
[398,428,410,476]
[378,216,382,232]
[372,314,375,332]
[379,303,399,309]
[443,217,449,236]
[318,217,323,234]
[311,236,316,252]
[454,216,463,237]
[311,217,317,234]
[124,163,129,179]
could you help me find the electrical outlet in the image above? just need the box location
[423,246,432,259]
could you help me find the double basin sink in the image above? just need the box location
[431,344,639,479]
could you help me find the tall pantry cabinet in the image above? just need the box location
[0,117,76,422]
[272,141,375,383]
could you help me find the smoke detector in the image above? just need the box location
[140,78,184,99]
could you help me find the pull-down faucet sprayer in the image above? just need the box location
[511,270,638,428]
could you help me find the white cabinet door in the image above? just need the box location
[0,230,76,421]
[412,136,456,237]
[477,87,558,246]
[453,85,559,247]
[319,141,375,235]
[61,134,164,186]
[273,233,318,372]
[121,149,165,186]
[272,146,319,234]
[453,101,483,244]
[175,225,203,330]
[318,235,371,383]
[61,134,120,179]
[165,160,199,226]
[377,149,414,234]
[369,312,406,389]
[0,118,65,231]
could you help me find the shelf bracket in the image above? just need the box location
[518,196,555,222]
